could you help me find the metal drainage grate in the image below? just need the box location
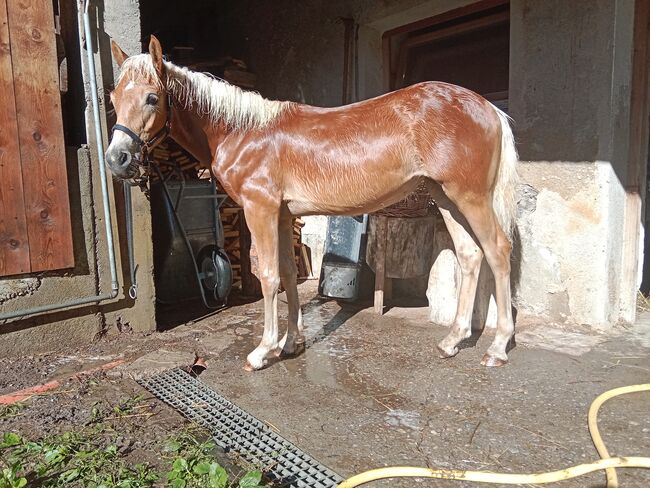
[138,368,343,488]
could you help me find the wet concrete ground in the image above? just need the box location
[116,282,650,487]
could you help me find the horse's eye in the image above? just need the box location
[146,93,159,105]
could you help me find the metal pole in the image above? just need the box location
[83,0,119,293]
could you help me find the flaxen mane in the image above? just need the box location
[118,54,289,130]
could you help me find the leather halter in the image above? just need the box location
[111,93,172,163]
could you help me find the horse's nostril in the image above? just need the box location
[119,151,130,165]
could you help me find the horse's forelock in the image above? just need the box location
[117,54,164,89]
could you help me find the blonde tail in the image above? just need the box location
[491,105,519,242]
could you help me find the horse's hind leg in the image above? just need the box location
[243,205,281,371]
[457,198,514,366]
[434,197,484,358]
[277,210,305,356]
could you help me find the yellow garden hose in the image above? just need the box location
[338,384,650,487]
[588,384,650,487]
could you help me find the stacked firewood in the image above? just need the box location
[148,139,312,294]
[149,140,207,181]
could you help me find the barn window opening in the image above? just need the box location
[384,0,510,111]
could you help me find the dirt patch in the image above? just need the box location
[0,371,266,486]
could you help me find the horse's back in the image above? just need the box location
[226,81,502,214]
[280,81,501,185]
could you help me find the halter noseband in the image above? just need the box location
[112,121,169,152]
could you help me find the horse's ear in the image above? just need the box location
[111,39,128,67]
[148,35,164,78]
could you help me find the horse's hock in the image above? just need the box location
[425,215,498,331]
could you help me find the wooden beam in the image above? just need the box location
[403,11,510,50]
[382,34,391,92]
[7,0,74,272]
[0,0,30,276]
[383,0,509,39]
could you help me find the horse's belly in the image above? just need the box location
[284,176,423,216]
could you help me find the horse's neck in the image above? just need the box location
[168,105,216,166]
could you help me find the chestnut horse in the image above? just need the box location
[106,37,519,371]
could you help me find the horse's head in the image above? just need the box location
[106,36,170,180]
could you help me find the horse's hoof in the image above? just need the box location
[437,344,458,359]
[283,341,306,358]
[243,358,267,371]
[481,354,507,367]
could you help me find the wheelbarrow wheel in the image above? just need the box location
[199,246,232,304]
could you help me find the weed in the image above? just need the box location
[0,430,158,487]
[1,400,266,487]
[162,428,264,487]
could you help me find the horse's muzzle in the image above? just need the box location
[105,148,141,180]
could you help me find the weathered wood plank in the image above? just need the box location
[7,0,73,272]
[0,0,30,276]
[367,215,435,279]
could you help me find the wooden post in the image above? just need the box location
[373,215,388,314]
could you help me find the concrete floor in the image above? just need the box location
[119,282,650,487]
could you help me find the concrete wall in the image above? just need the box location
[509,0,642,326]
[0,1,156,358]
[216,0,647,326]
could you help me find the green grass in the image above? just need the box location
[0,397,265,488]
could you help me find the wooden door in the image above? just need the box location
[0,0,73,276]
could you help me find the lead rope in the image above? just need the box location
[124,182,138,299]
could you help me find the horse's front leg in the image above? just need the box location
[277,211,305,356]
[243,205,281,371]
